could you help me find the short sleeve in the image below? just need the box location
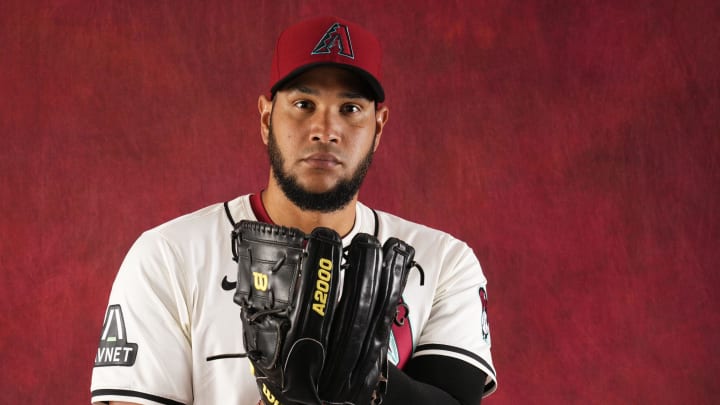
[413,238,497,397]
[90,230,193,405]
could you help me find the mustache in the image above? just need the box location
[298,147,344,163]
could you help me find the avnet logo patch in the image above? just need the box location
[94,304,138,367]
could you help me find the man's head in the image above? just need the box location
[259,17,388,213]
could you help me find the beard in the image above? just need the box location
[267,122,376,213]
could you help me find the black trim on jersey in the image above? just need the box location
[415,343,496,378]
[206,353,247,361]
[223,201,236,227]
[91,389,185,405]
[371,208,379,237]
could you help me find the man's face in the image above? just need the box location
[263,66,387,212]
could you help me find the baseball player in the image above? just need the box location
[90,16,497,405]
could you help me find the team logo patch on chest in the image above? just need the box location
[94,304,138,367]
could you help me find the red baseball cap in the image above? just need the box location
[269,16,385,102]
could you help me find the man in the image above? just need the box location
[90,16,497,405]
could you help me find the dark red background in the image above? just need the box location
[1,1,718,404]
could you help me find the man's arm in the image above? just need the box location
[384,356,487,405]
[90,231,194,405]
[398,236,497,402]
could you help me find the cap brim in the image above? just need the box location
[270,62,385,103]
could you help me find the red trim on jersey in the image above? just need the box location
[392,297,414,370]
[250,192,274,224]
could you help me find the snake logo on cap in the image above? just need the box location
[311,23,355,59]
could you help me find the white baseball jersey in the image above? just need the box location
[91,194,497,405]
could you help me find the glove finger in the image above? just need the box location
[283,227,343,404]
[321,233,383,402]
[320,236,416,405]
[356,238,416,403]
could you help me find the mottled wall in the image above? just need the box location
[1,1,718,403]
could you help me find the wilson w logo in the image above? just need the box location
[253,272,269,291]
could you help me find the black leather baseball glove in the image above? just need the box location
[232,220,417,405]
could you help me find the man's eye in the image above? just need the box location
[342,104,361,113]
[294,100,313,109]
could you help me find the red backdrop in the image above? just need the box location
[1,1,718,404]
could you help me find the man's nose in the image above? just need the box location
[309,109,340,144]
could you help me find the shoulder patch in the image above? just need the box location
[94,304,139,367]
[479,288,491,345]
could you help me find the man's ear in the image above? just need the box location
[258,94,272,145]
[373,105,389,151]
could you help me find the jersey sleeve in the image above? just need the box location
[413,237,497,397]
[90,230,193,405]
